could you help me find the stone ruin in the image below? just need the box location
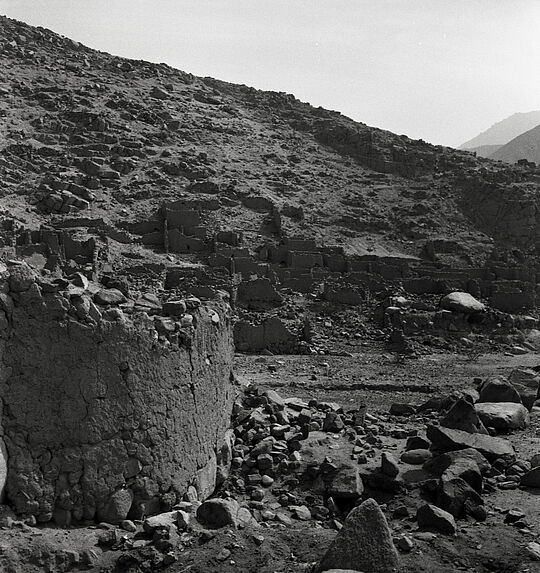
[0,261,235,525]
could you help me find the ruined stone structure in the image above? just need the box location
[0,262,234,524]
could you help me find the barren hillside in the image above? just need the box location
[1,14,540,269]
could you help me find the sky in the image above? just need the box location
[2,0,540,147]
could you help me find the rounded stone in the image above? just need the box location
[400,449,432,465]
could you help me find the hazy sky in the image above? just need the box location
[3,0,540,147]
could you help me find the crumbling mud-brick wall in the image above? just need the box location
[0,263,234,524]
[234,316,299,353]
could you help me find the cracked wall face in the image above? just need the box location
[0,263,234,524]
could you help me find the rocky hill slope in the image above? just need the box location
[0,15,538,259]
[490,123,540,165]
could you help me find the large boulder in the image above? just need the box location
[94,288,127,306]
[196,498,240,529]
[475,402,529,430]
[426,425,515,461]
[441,292,485,313]
[7,262,37,293]
[424,448,488,494]
[436,475,484,518]
[316,498,399,573]
[423,448,490,477]
[441,459,483,494]
[478,377,521,404]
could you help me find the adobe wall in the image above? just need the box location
[0,263,234,524]
[234,316,298,353]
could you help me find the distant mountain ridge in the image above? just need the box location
[463,144,502,159]
[460,110,540,149]
[490,123,540,164]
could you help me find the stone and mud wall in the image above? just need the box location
[0,262,235,525]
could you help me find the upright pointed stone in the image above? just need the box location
[316,498,399,573]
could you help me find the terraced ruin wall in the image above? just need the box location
[0,263,234,524]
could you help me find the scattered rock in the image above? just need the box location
[478,377,522,404]
[423,448,490,476]
[416,504,456,534]
[394,535,414,552]
[406,436,430,450]
[436,475,484,518]
[150,86,170,99]
[94,288,127,306]
[143,511,178,534]
[327,465,364,500]
[323,412,345,433]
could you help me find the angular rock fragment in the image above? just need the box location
[440,398,487,434]
[381,452,400,477]
[436,475,484,518]
[327,465,364,500]
[426,425,515,461]
[389,403,416,416]
[143,511,179,533]
[423,448,490,476]
[416,504,456,534]
[316,498,399,573]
